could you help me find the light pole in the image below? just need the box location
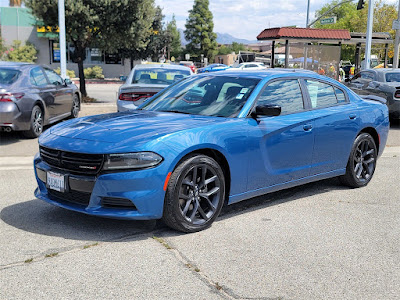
[393,0,400,68]
[306,0,310,27]
[363,0,374,69]
[58,0,67,78]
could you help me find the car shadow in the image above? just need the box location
[1,177,347,241]
[0,124,53,145]
[390,119,400,129]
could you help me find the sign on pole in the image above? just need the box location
[320,16,337,25]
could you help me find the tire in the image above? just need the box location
[162,154,226,233]
[23,105,43,138]
[70,93,80,119]
[340,133,377,188]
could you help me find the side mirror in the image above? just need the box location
[345,78,350,82]
[119,75,127,82]
[64,78,72,85]
[251,104,281,118]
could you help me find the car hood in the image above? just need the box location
[48,110,226,146]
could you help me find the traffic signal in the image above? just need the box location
[357,0,365,10]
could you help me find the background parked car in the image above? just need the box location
[230,62,267,70]
[345,68,400,120]
[117,64,193,112]
[0,62,80,138]
[197,63,230,73]
[178,61,197,73]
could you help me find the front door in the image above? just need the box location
[246,79,315,191]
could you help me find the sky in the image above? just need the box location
[155,0,398,40]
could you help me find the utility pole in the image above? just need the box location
[58,0,67,78]
[306,0,310,27]
[393,0,400,68]
[363,0,374,69]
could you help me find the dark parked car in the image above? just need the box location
[0,62,81,138]
[346,68,400,120]
[34,70,389,232]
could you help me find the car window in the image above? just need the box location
[141,75,260,117]
[385,72,400,82]
[44,69,63,85]
[0,68,21,84]
[334,87,347,103]
[257,79,304,115]
[360,72,374,81]
[305,80,338,108]
[30,67,48,86]
[132,68,191,85]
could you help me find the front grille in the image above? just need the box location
[48,189,91,206]
[101,197,137,210]
[40,146,104,175]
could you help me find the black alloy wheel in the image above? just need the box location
[23,105,43,138]
[70,94,80,118]
[163,154,225,233]
[340,133,377,188]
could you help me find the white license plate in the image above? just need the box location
[47,171,65,192]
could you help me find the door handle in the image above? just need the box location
[349,113,356,119]
[303,124,313,131]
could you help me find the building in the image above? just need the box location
[0,6,133,78]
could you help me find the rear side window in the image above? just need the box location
[334,87,347,103]
[30,67,48,86]
[305,80,338,108]
[0,68,21,84]
[257,79,304,115]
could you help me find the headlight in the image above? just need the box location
[103,152,163,170]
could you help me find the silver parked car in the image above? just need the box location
[346,68,400,120]
[0,62,81,138]
[117,64,193,112]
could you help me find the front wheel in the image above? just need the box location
[340,133,377,188]
[163,154,225,233]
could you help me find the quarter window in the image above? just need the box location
[257,79,304,115]
[30,67,48,86]
[305,80,338,108]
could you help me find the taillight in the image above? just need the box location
[0,93,24,102]
[118,92,153,102]
[394,90,400,98]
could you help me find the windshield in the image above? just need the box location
[385,72,400,82]
[132,68,191,85]
[0,68,21,84]
[140,75,260,117]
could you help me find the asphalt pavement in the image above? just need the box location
[1,104,399,299]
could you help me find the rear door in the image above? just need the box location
[303,79,359,175]
[246,78,315,191]
[29,67,57,117]
[43,68,73,116]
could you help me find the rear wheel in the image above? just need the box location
[23,105,43,138]
[70,94,80,118]
[340,133,377,188]
[163,154,225,233]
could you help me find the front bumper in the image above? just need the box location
[34,153,167,220]
[0,102,30,131]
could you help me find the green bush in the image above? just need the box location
[84,65,104,79]
[54,67,76,78]
[4,40,37,63]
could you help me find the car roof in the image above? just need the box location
[133,63,191,72]
[220,68,317,79]
[0,61,35,69]
[368,68,400,73]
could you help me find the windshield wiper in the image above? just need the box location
[160,110,192,115]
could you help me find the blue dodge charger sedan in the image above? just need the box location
[34,70,389,232]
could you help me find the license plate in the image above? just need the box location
[47,171,65,192]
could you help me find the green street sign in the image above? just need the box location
[320,17,337,25]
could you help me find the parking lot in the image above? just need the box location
[1,104,399,299]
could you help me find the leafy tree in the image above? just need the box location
[313,0,397,62]
[116,0,155,69]
[165,15,181,60]
[145,6,165,62]
[25,0,152,96]
[3,40,37,62]
[184,0,217,61]
[217,42,248,55]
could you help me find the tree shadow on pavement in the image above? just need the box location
[1,177,347,241]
